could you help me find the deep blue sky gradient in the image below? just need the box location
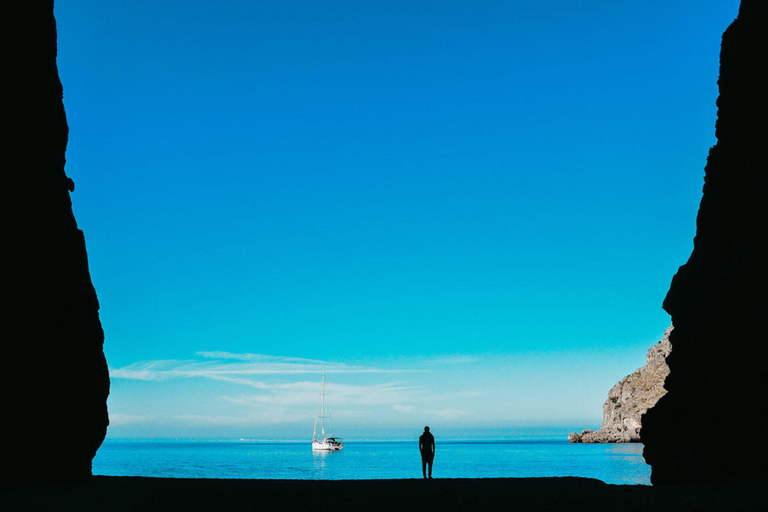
[53,1,739,438]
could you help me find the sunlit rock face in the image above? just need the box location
[2,1,109,483]
[641,0,768,485]
[569,327,671,444]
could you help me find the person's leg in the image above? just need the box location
[427,459,433,478]
[422,458,427,478]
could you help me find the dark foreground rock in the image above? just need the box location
[569,326,671,443]
[641,0,768,485]
[2,1,109,483]
[2,476,766,512]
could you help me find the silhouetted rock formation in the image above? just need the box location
[569,326,671,444]
[641,0,768,485]
[2,1,109,483]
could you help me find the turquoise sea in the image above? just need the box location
[93,439,651,485]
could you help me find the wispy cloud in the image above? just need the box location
[195,352,333,365]
[109,353,416,383]
[107,352,485,432]
[220,381,416,408]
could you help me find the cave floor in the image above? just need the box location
[2,476,767,511]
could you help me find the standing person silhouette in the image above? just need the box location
[419,426,435,479]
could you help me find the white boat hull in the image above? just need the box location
[312,439,343,451]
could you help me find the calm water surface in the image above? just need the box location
[94,440,651,485]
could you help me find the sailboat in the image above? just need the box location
[312,368,343,451]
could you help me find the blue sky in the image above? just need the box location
[54,0,739,439]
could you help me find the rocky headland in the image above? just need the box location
[569,326,671,443]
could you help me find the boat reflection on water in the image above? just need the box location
[311,443,342,478]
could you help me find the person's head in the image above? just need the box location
[424,426,430,433]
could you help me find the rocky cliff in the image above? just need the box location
[569,326,671,443]
[2,1,109,483]
[641,0,768,485]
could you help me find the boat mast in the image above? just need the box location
[312,392,320,442]
[320,367,326,437]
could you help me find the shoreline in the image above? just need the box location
[3,476,766,511]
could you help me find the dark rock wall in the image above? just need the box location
[2,1,109,483]
[641,0,768,485]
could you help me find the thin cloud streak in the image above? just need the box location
[105,352,491,433]
[109,353,423,382]
[220,381,418,408]
[195,352,336,365]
